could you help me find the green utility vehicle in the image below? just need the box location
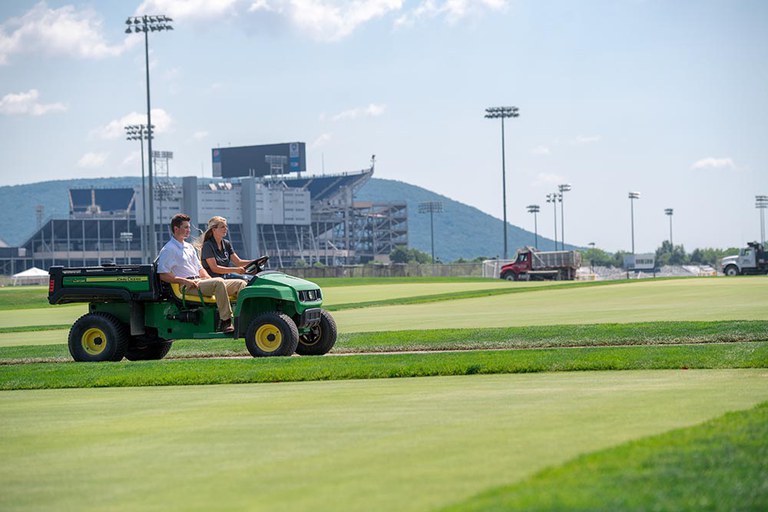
[48,257,337,362]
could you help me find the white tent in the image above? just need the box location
[11,267,49,286]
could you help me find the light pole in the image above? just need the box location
[558,183,571,249]
[125,14,173,259]
[628,192,641,254]
[125,124,152,263]
[418,201,443,264]
[757,195,767,245]
[526,204,540,249]
[485,106,519,260]
[664,208,674,246]
[546,192,560,250]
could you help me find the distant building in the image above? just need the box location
[0,160,407,274]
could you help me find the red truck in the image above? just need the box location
[500,247,582,281]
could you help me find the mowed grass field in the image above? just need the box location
[0,275,767,511]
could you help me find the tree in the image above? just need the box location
[655,240,688,266]
[580,247,616,267]
[390,246,432,264]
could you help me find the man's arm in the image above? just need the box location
[158,272,199,289]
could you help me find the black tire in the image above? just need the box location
[297,309,337,356]
[501,272,516,281]
[125,334,173,361]
[724,265,739,277]
[68,312,128,362]
[244,312,299,357]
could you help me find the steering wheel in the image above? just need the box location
[245,256,269,274]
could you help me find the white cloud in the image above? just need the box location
[532,172,566,188]
[396,0,508,26]
[690,157,736,171]
[77,152,108,168]
[295,0,403,41]
[192,130,209,140]
[95,109,174,140]
[0,89,67,116]
[332,103,386,121]
[571,135,601,145]
[0,2,131,65]
[312,133,333,148]
[136,0,240,21]
[531,145,550,156]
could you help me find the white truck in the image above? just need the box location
[720,242,768,276]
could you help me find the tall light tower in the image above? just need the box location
[664,208,674,246]
[125,124,152,263]
[628,192,641,254]
[485,106,519,260]
[546,192,560,250]
[418,201,443,264]
[125,14,173,258]
[757,195,767,245]
[558,183,571,249]
[526,204,540,249]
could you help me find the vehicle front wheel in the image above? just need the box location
[724,265,740,277]
[245,312,299,357]
[68,313,128,362]
[297,310,337,356]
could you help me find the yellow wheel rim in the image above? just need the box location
[255,324,282,352]
[81,327,108,355]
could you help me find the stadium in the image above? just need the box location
[0,143,407,274]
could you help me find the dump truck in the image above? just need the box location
[720,242,768,276]
[48,256,337,362]
[500,247,581,281]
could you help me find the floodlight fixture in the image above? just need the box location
[484,105,520,260]
[124,13,173,258]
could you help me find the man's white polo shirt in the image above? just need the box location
[156,237,203,278]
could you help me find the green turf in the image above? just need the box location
[332,277,768,331]
[0,304,85,329]
[0,285,49,310]
[443,401,768,511]
[0,370,765,512]
[1,342,767,390]
[2,320,766,362]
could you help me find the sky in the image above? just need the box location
[0,0,766,253]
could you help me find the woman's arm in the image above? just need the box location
[205,257,245,275]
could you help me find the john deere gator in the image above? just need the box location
[48,257,336,362]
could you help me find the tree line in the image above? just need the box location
[391,242,739,268]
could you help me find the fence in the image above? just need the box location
[277,263,489,279]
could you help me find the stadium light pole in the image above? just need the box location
[125,124,153,263]
[418,201,443,264]
[485,106,519,260]
[526,204,540,249]
[757,195,768,245]
[664,208,674,246]
[628,192,641,254]
[546,192,560,251]
[125,14,173,259]
[558,183,571,249]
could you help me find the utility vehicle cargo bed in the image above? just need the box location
[48,264,162,304]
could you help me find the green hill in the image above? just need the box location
[0,177,562,261]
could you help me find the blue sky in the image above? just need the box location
[0,0,766,253]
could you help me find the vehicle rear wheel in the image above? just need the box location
[125,333,173,361]
[68,312,128,362]
[297,310,337,356]
[724,265,739,276]
[245,312,299,357]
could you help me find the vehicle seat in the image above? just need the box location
[169,283,238,304]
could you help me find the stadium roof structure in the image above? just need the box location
[69,188,136,216]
